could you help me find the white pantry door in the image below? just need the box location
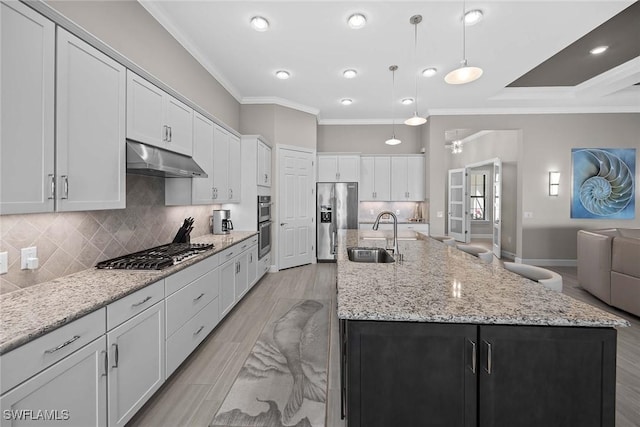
[448,168,468,243]
[279,147,313,270]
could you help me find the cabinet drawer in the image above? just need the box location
[0,308,106,395]
[248,235,258,246]
[165,254,219,296]
[107,280,164,330]
[166,268,219,338]
[165,297,219,377]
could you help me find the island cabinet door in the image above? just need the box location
[345,321,477,427]
[478,325,617,427]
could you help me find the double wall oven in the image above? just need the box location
[257,195,272,259]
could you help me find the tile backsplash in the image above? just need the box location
[0,175,218,294]
[359,201,428,223]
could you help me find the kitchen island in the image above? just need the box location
[336,230,628,427]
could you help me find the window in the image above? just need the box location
[470,173,486,220]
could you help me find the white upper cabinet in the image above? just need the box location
[257,140,272,187]
[391,155,425,201]
[360,156,391,201]
[212,125,241,203]
[56,28,126,212]
[190,113,215,204]
[0,1,55,215]
[126,71,193,156]
[317,155,360,182]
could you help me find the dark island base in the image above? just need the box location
[340,320,617,427]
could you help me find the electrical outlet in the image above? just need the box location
[395,209,400,215]
[21,247,38,270]
[0,252,7,274]
[437,211,444,218]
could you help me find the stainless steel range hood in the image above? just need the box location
[126,141,207,178]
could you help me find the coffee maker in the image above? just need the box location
[212,210,233,235]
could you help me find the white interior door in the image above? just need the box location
[279,147,313,270]
[448,168,468,242]
[493,159,502,258]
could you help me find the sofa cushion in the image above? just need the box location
[618,228,640,239]
[577,230,613,303]
[612,236,640,278]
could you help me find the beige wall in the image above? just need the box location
[240,104,276,144]
[46,0,241,130]
[275,106,317,150]
[428,113,640,262]
[318,124,423,154]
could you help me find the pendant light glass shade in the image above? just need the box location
[385,65,401,146]
[445,60,483,84]
[405,15,426,126]
[405,112,427,126]
[446,1,483,85]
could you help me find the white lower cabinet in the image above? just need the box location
[0,336,107,427]
[247,245,259,289]
[259,253,271,279]
[106,302,164,427]
[218,239,259,319]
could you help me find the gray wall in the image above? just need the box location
[46,0,241,131]
[428,113,640,262]
[318,124,423,154]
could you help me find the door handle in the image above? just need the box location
[111,343,119,368]
[48,174,55,200]
[483,340,492,374]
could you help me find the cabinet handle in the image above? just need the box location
[101,350,108,377]
[61,175,69,199]
[193,292,205,302]
[228,189,232,199]
[48,174,55,199]
[484,340,492,374]
[226,251,234,258]
[469,339,477,374]
[213,187,217,199]
[168,126,172,142]
[194,325,205,336]
[44,335,80,354]
[250,253,253,263]
[162,125,167,142]
[131,295,152,308]
[264,173,268,183]
[280,223,287,226]
[112,343,119,368]
[242,244,247,250]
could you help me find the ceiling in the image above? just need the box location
[140,1,640,124]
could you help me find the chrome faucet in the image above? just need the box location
[373,211,401,259]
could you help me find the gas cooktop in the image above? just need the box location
[95,242,214,270]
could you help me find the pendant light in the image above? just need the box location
[405,15,427,126]
[445,0,483,85]
[385,65,401,146]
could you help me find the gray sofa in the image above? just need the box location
[577,228,640,317]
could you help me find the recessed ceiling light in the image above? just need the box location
[343,69,358,79]
[401,98,414,105]
[347,13,366,29]
[275,70,290,80]
[250,16,269,31]
[340,98,353,106]
[590,45,609,55]
[422,67,437,77]
[463,9,483,26]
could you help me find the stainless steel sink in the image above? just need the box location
[347,247,395,263]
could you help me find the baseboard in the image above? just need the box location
[269,265,278,273]
[501,250,516,260]
[514,257,577,267]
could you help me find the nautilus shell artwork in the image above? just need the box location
[571,148,636,219]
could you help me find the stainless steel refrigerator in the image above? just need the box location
[317,182,358,261]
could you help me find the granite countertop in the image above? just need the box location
[0,231,257,355]
[336,230,629,328]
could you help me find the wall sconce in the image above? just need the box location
[549,171,560,196]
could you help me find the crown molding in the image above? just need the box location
[241,97,320,116]
[428,105,640,116]
[139,1,243,102]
